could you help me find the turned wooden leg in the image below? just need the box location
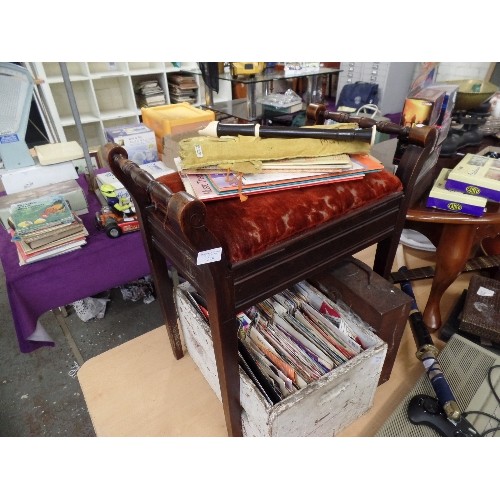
[204,272,243,437]
[149,249,184,360]
[210,315,242,437]
[423,224,476,331]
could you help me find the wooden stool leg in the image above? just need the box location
[149,246,184,360]
[209,315,242,437]
[204,274,243,437]
[423,224,476,331]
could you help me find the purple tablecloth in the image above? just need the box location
[0,175,151,353]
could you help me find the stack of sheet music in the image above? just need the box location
[176,153,384,202]
[184,280,371,404]
[8,194,88,265]
[167,73,198,104]
[134,79,166,108]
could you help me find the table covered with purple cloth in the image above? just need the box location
[0,174,151,353]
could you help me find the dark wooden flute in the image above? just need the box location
[198,121,376,144]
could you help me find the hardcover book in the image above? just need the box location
[445,153,500,202]
[18,217,81,244]
[15,238,87,265]
[10,195,75,236]
[9,227,87,265]
[426,168,488,217]
[25,220,88,250]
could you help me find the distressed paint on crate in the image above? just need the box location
[176,284,387,437]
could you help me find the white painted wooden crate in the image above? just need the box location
[176,283,387,437]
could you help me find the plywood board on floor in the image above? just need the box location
[78,244,478,437]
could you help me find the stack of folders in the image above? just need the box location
[9,194,88,265]
[184,280,371,404]
[176,153,384,202]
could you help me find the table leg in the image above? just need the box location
[423,224,476,331]
[246,81,257,121]
[204,85,214,107]
[305,75,320,105]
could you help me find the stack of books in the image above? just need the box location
[134,80,166,108]
[426,153,500,217]
[9,194,88,265]
[176,153,385,202]
[167,73,198,104]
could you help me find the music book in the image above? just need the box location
[180,171,365,202]
[178,154,354,175]
[205,153,383,193]
[176,153,384,202]
[259,154,352,170]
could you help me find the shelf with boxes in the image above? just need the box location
[27,62,232,151]
[336,62,417,115]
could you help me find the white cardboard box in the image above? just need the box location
[176,283,387,437]
[105,124,158,165]
[96,161,175,202]
[96,171,130,201]
[0,161,79,194]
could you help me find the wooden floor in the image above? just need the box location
[77,243,476,437]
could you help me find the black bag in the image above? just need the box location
[337,81,379,111]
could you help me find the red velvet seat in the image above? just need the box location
[157,170,403,264]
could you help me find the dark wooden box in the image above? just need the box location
[309,257,412,384]
[460,274,500,343]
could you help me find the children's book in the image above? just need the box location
[10,195,75,236]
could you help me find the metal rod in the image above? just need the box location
[59,63,95,182]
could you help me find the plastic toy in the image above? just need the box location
[95,206,140,239]
[99,183,136,216]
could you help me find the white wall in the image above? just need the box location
[435,62,492,82]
